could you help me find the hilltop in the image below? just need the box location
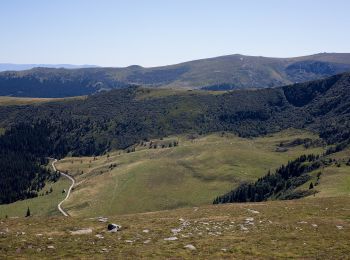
[1,53,350,97]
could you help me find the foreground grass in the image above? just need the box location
[0,197,349,259]
[55,129,323,217]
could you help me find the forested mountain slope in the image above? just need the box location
[1,53,350,97]
[1,72,350,154]
[0,72,349,204]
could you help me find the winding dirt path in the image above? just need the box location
[52,159,75,217]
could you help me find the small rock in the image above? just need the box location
[144,239,151,244]
[221,248,227,252]
[171,228,182,234]
[98,217,108,223]
[47,245,55,249]
[142,229,150,233]
[247,209,260,214]
[164,236,178,241]
[108,223,121,232]
[125,240,133,243]
[239,225,248,231]
[311,224,318,228]
[95,234,104,239]
[336,225,343,230]
[70,228,93,235]
[184,244,196,250]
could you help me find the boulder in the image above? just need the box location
[107,223,121,232]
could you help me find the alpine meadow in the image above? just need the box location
[0,1,350,259]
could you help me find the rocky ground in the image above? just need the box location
[1,197,349,259]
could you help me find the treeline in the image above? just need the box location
[213,154,321,204]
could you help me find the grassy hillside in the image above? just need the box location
[0,177,71,218]
[0,96,86,106]
[307,149,350,198]
[0,196,349,259]
[1,53,350,97]
[54,129,324,217]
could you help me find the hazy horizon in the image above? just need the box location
[1,52,349,69]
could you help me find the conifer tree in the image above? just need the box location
[26,207,31,217]
[309,182,314,189]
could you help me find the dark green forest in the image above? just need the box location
[213,154,323,204]
[0,123,59,204]
[0,72,349,204]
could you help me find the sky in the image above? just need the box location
[1,0,350,67]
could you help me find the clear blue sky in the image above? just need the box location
[1,0,350,67]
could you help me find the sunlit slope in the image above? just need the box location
[0,96,85,106]
[302,148,350,199]
[0,177,71,218]
[55,129,324,217]
[0,197,349,259]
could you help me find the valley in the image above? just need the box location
[0,129,325,218]
[53,130,323,217]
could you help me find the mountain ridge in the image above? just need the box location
[1,53,350,97]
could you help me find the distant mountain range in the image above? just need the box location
[1,53,350,97]
[0,63,98,72]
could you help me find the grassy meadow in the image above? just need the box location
[0,197,349,259]
[0,177,71,218]
[55,129,324,217]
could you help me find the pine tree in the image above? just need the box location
[309,182,314,189]
[25,207,31,217]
